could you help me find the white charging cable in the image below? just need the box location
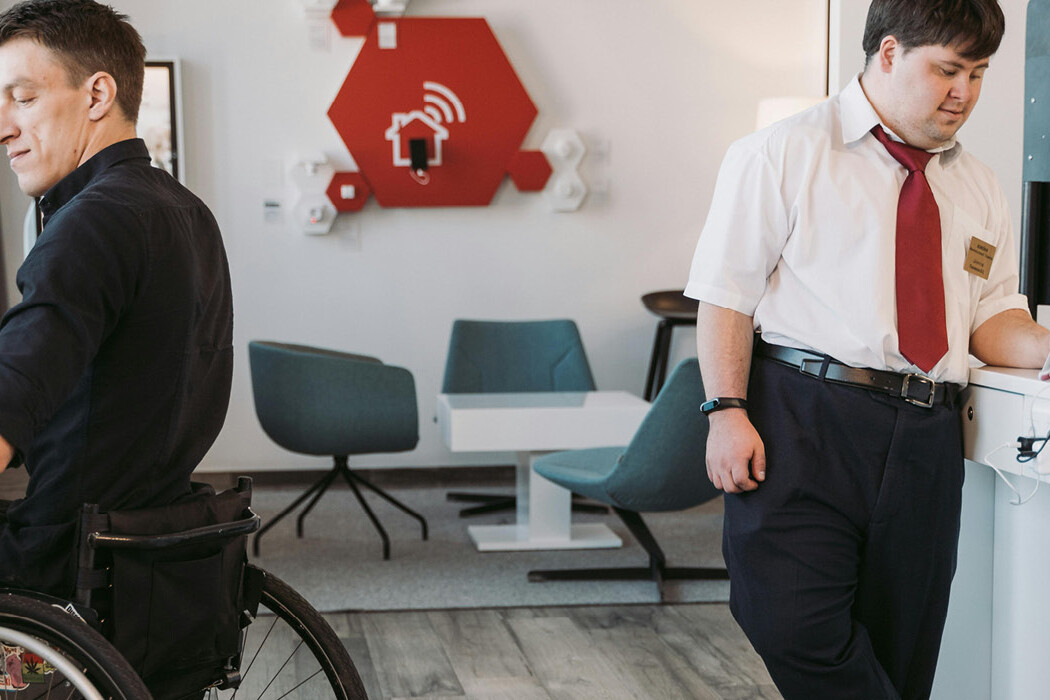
[983,441,1042,506]
[982,382,1050,504]
[1025,382,1050,436]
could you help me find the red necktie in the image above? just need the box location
[871,126,948,373]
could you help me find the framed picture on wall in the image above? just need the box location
[138,58,184,183]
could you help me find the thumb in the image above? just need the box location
[752,445,767,482]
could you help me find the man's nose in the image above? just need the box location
[949,75,972,103]
[0,112,16,145]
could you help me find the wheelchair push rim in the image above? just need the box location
[0,592,150,699]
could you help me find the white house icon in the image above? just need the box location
[385,110,450,168]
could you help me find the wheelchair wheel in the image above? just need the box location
[0,593,150,699]
[213,566,367,699]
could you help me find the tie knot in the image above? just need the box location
[871,126,933,173]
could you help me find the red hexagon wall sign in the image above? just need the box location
[508,150,553,192]
[331,0,375,37]
[327,18,542,207]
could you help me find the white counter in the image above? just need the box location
[934,366,1050,700]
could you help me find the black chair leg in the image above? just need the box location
[296,466,341,537]
[527,506,728,602]
[618,508,667,567]
[643,320,670,401]
[253,468,335,556]
[447,491,517,518]
[652,322,675,401]
[456,497,517,517]
[571,499,611,515]
[448,491,610,518]
[345,464,429,541]
[253,455,430,560]
[447,492,511,503]
[338,463,393,560]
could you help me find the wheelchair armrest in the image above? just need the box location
[87,509,261,551]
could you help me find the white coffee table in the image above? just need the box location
[436,391,650,551]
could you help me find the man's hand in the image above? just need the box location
[706,409,766,493]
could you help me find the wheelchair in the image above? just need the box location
[0,477,368,699]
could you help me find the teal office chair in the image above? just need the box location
[248,341,427,560]
[441,319,604,517]
[527,358,728,601]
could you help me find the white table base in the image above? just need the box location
[468,451,623,551]
[436,391,649,553]
[468,522,622,551]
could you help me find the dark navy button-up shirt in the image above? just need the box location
[0,139,233,596]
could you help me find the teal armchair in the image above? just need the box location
[527,358,728,600]
[441,319,602,517]
[442,319,596,394]
[248,341,427,560]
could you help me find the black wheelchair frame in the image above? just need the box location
[0,477,368,700]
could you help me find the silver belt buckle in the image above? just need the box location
[798,357,823,377]
[902,374,936,408]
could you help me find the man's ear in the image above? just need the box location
[877,35,900,73]
[85,71,119,122]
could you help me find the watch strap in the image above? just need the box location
[700,397,749,415]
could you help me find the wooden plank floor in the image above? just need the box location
[328,603,782,700]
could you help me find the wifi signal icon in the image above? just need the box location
[422,81,467,125]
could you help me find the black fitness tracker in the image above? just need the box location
[699,397,749,415]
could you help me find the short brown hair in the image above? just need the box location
[863,0,1005,65]
[0,0,146,123]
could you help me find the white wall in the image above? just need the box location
[831,0,1030,243]
[0,0,826,471]
[828,0,871,93]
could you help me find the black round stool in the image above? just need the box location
[642,290,699,401]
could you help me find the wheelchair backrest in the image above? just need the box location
[75,478,260,699]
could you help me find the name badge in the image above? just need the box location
[964,236,996,280]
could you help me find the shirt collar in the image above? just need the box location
[839,73,963,166]
[38,138,151,225]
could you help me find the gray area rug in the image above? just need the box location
[248,483,730,613]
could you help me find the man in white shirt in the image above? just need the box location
[686,1,1050,698]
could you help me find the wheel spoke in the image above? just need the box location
[237,616,279,686]
[271,669,322,700]
[254,640,305,700]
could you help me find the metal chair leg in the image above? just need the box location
[456,498,517,517]
[253,469,333,556]
[643,320,668,401]
[448,492,608,518]
[254,455,430,560]
[346,464,429,541]
[652,322,675,401]
[337,462,392,561]
[527,506,728,602]
[446,492,511,503]
[296,465,340,537]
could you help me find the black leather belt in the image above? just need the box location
[755,340,960,408]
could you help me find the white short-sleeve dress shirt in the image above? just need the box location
[684,74,1029,385]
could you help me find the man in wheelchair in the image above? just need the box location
[0,0,233,598]
[0,5,366,698]
[0,0,246,697]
